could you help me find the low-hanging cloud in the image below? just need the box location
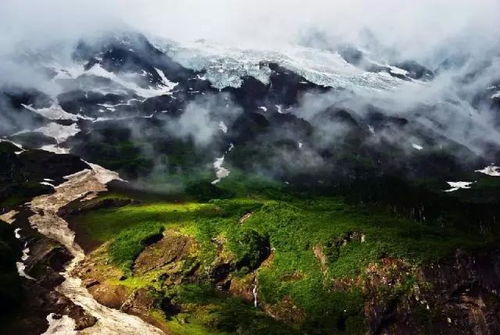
[166,94,242,147]
[1,0,500,63]
[293,53,500,157]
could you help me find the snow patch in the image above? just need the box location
[388,66,409,77]
[21,243,30,261]
[98,103,117,112]
[86,162,123,185]
[211,156,230,184]
[14,228,21,239]
[0,139,25,154]
[211,144,234,184]
[412,143,423,150]
[155,67,178,91]
[13,228,34,280]
[475,165,500,177]
[42,313,77,335]
[35,122,80,143]
[16,261,34,280]
[219,121,228,133]
[252,280,258,308]
[40,144,70,154]
[22,104,78,121]
[85,64,175,99]
[41,181,56,188]
[444,181,474,192]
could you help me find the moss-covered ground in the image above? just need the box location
[70,173,500,335]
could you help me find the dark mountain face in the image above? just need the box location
[0,31,498,188]
[0,141,89,209]
[0,89,51,135]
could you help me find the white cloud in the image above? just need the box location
[1,0,499,62]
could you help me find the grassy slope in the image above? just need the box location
[71,177,499,334]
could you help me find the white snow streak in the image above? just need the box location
[475,165,500,177]
[22,104,78,121]
[444,181,474,192]
[412,143,424,150]
[35,122,80,144]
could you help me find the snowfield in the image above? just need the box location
[164,40,412,92]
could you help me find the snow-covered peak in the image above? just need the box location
[164,40,414,91]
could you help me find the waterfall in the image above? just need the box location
[252,279,258,308]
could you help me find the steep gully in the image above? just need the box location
[26,163,164,335]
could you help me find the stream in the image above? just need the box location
[28,163,164,335]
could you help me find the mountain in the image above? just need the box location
[1,31,500,335]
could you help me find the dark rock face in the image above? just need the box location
[338,46,435,81]
[0,215,97,335]
[0,143,89,211]
[24,237,73,288]
[0,142,89,186]
[395,60,435,81]
[122,288,157,316]
[58,89,134,118]
[2,88,51,110]
[74,33,196,84]
[364,251,500,335]
[339,46,364,66]
[224,62,330,110]
[365,108,409,130]
[0,142,24,190]
[0,220,23,318]
[9,131,58,148]
[0,89,51,136]
[416,250,500,335]
[1,281,97,335]
[492,97,500,127]
[210,263,233,283]
[17,149,89,184]
[89,284,130,309]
